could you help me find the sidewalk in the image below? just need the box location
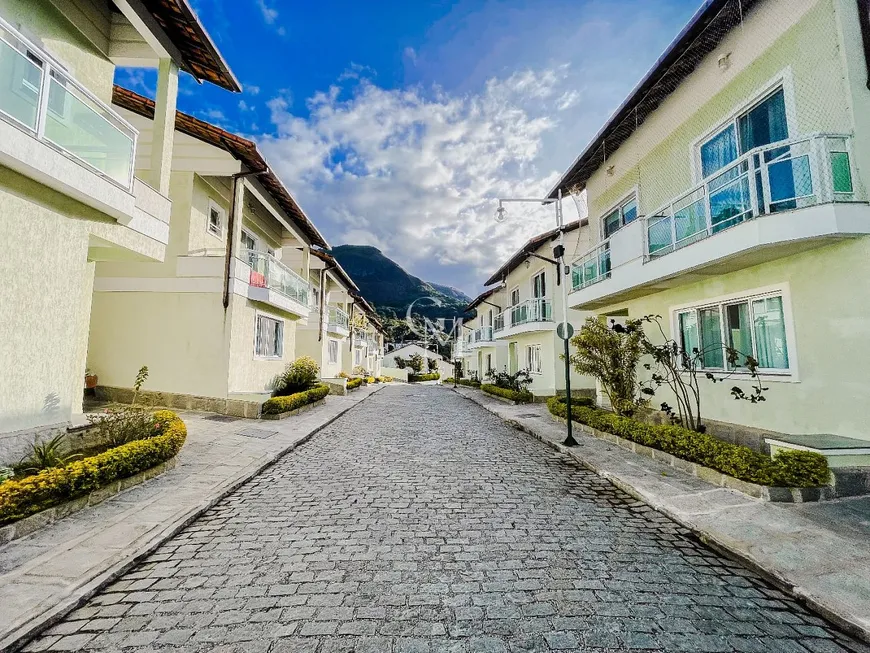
[452,385,870,644]
[0,384,384,652]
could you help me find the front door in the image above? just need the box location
[508,342,518,374]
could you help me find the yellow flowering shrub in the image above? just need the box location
[0,410,186,526]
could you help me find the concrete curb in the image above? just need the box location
[452,387,870,645]
[1,385,385,653]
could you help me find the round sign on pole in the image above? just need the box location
[556,322,574,340]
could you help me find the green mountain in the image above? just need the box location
[328,245,472,322]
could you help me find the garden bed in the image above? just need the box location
[261,384,330,417]
[408,373,440,383]
[546,398,833,501]
[0,410,187,538]
[482,384,533,404]
[346,378,364,390]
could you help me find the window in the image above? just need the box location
[254,315,283,358]
[526,344,542,374]
[485,353,492,373]
[602,194,638,238]
[676,292,790,372]
[510,287,520,306]
[354,349,362,366]
[532,270,546,299]
[207,201,224,237]
[240,229,256,252]
[328,339,339,364]
[699,88,789,179]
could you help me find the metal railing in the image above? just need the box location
[328,306,349,330]
[0,18,138,189]
[496,299,553,330]
[643,134,858,258]
[242,249,309,306]
[571,240,612,291]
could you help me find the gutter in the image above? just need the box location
[859,0,870,90]
[223,170,262,309]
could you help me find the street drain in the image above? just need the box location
[517,414,539,419]
[203,415,241,423]
[237,428,278,439]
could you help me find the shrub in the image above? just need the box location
[444,377,455,383]
[409,373,440,382]
[272,356,320,397]
[379,376,394,383]
[353,366,369,376]
[86,407,161,449]
[368,376,378,384]
[0,411,186,525]
[0,467,14,484]
[458,378,481,388]
[346,378,364,390]
[546,398,829,488]
[552,396,596,408]
[262,384,329,415]
[427,358,438,373]
[486,369,532,393]
[482,384,533,403]
[13,433,81,476]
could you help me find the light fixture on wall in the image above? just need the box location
[718,52,732,71]
[606,165,615,176]
[524,259,531,269]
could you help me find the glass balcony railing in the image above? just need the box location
[494,313,505,333]
[571,241,612,291]
[496,299,553,330]
[328,306,349,330]
[473,326,494,343]
[0,19,137,189]
[644,134,857,258]
[242,249,309,306]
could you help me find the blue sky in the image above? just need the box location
[118,0,701,296]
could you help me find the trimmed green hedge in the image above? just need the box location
[546,398,830,488]
[262,384,329,414]
[458,379,481,388]
[346,378,364,390]
[409,373,440,382]
[482,384,534,404]
[0,411,187,526]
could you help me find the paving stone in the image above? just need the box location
[18,385,865,653]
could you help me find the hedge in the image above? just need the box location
[346,378,364,390]
[0,410,186,526]
[546,398,830,488]
[482,384,534,404]
[409,373,440,382]
[262,384,329,414]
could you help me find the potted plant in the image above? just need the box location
[84,368,98,390]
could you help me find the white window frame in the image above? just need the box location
[600,190,639,239]
[240,228,258,252]
[690,68,798,183]
[669,283,799,381]
[510,286,520,306]
[525,344,543,375]
[530,268,547,300]
[253,312,284,360]
[207,199,225,238]
[327,339,339,364]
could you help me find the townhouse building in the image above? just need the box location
[345,294,385,377]
[464,222,597,398]
[86,88,328,416]
[551,0,870,448]
[0,0,237,449]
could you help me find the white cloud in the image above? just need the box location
[260,66,583,292]
[255,0,286,35]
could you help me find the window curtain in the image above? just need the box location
[701,126,738,178]
[699,308,724,368]
[738,90,788,153]
[752,296,789,369]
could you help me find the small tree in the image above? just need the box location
[633,315,768,433]
[394,357,408,370]
[569,317,643,416]
[272,356,319,397]
[427,357,438,373]
[408,353,424,373]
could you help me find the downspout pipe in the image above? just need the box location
[317,267,330,342]
[223,169,262,309]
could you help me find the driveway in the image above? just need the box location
[24,384,867,652]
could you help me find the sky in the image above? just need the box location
[117,0,701,296]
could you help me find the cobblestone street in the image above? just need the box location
[24,385,868,653]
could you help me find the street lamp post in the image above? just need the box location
[496,190,577,447]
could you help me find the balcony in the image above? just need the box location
[569,134,869,310]
[465,326,495,349]
[494,299,554,339]
[0,19,172,245]
[242,249,310,316]
[327,306,350,336]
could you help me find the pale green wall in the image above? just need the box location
[0,0,115,104]
[589,0,854,222]
[0,170,94,432]
[88,291,231,398]
[226,295,299,395]
[595,238,870,441]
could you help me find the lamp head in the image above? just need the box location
[495,204,507,223]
